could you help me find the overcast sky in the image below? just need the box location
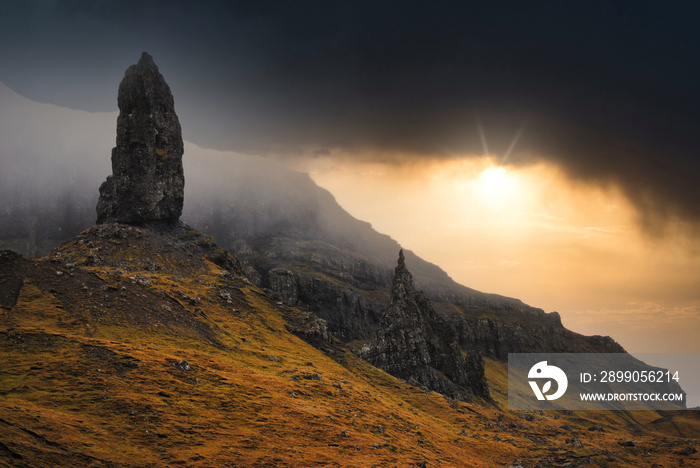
[1,1,699,232]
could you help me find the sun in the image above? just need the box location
[476,166,513,207]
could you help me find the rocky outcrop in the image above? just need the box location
[268,267,383,342]
[96,52,184,225]
[253,238,627,361]
[447,310,625,360]
[362,250,490,401]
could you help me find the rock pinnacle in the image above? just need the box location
[96,52,184,225]
[362,250,491,401]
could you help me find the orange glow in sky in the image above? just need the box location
[299,154,700,354]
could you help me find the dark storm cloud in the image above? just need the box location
[1,1,699,230]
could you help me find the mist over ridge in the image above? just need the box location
[0,80,515,307]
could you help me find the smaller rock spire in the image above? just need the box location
[392,249,414,301]
[362,250,491,401]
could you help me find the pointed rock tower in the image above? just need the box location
[363,250,490,401]
[96,52,184,225]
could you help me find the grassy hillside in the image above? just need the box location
[1,225,698,467]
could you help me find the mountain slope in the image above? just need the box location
[1,226,698,467]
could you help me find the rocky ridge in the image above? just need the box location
[251,238,626,360]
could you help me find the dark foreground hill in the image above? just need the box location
[1,224,698,466]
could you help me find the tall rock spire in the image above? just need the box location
[96,52,184,225]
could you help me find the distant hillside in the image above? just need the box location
[178,147,619,354]
[181,145,530,301]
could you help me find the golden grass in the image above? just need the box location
[1,239,698,467]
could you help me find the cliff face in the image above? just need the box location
[450,313,625,360]
[96,52,184,225]
[255,239,624,361]
[362,251,490,401]
[268,267,384,342]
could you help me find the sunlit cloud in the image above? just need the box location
[299,151,700,354]
[461,260,521,270]
[563,302,700,353]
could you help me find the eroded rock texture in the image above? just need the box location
[96,52,184,225]
[363,250,490,401]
